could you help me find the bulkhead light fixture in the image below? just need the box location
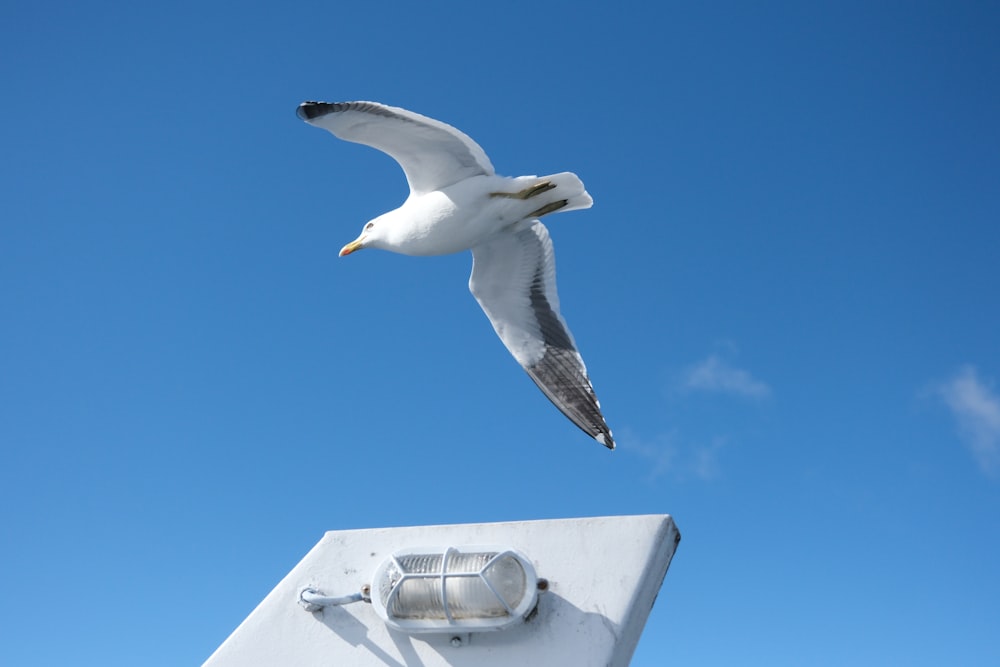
[370,546,540,633]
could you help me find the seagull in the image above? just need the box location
[297,101,614,449]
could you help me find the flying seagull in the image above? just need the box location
[297,101,614,449]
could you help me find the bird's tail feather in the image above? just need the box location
[541,171,593,213]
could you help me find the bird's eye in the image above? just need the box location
[365,222,374,231]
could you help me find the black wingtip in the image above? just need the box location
[297,101,335,121]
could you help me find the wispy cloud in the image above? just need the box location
[617,429,725,482]
[682,355,771,399]
[938,366,1000,477]
[621,351,766,482]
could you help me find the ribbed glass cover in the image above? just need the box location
[379,551,528,620]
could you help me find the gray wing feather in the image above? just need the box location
[469,220,614,449]
[297,101,494,195]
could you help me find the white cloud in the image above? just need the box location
[620,432,677,481]
[938,366,1000,477]
[682,355,771,399]
[617,429,725,482]
[691,439,724,480]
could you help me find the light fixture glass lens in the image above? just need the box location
[391,578,446,619]
[484,554,528,609]
[380,551,529,620]
[445,575,509,618]
[372,547,538,631]
[378,561,402,611]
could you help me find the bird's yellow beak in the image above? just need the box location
[339,236,365,257]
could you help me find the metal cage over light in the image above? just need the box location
[370,546,540,633]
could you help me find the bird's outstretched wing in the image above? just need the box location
[297,101,495,195]
[469,220,614,449]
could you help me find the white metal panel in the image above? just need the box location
[204,514,680,667]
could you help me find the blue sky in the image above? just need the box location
[2,1,999,664]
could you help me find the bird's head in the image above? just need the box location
[339,217,385,256]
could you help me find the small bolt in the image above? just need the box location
[536,578,549,591]
[450,636,462,647]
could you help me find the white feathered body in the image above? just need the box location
[368,172,592,256]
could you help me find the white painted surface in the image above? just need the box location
[204,514,680,667]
